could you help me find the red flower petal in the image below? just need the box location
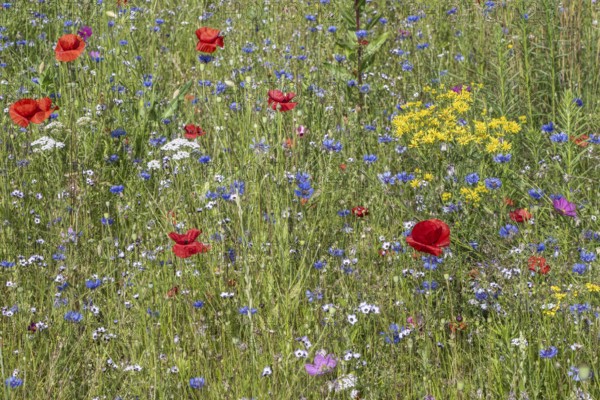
[196,42,218,53]
[55,34,85,62]
[168,229,202,245]
[172,242,211,258]
[406,219,450,256]
[405,236,443,256]
[195,27,220,43]
[268,90,285,103]
[9,98,57,128]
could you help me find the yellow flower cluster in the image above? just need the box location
[392,85,522,153]
[586,283,600,293]
[409,169,433,189]
[459,183,488,204]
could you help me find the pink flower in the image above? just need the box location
[305,353,337,376]
[553,197,577,218]
[77,26,93,42]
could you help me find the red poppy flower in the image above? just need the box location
[9,98,58,128]
[406,219,450,256]
[184,124,206,139]
[172,241,211,258]
[268,90,298,112]
[528,256,550,274]
[510,208,532,223]
[168,229,202,245]
[168,228,210,258]
[339,163,347,171]
[571,134,589,148]
[504,197,515,206]
[55,34,86,62]
[352,206,368,218]
[195,27,224,53]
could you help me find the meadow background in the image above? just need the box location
[1,0,600,399]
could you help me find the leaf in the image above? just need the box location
[365,16,380,31]
[40,67,56,92]
[322,63,353,81]
[161,80,193,120]
[340,8,356,30]
[363,31,390,58]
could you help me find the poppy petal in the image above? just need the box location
[268,90,285,103]
[172,242,210,258]
[196,27,220,42]
[9,108,30,127]
[411,220,443,245]
[168,229,201,245]
[196,42,217,53]
[406,236,443,256]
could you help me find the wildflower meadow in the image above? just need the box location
[2,0,600,399]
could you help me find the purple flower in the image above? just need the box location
[553,197,576,218]
[305,353,337,376]
[77,26,92,41]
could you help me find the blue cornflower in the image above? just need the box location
[422,256,442,271]
[484,178,502,190]
[101,217,114,225]
[493,153,512,163]
[359,84,370,94]
[64,311,83,323]
[86,279,102,290]
[499,224,519,239]
[541,122,555,133]
[355,30,368,39]
[580,249,596,263]
[528,189,543,200]
[149,136,166,147]
[465,173,479,185]
[305,289,323,302]
[396,172,415,183]
[1,261,15,268]
[193,300,204,309]
[550,132,568,143]
[198,155,211,164]
[475,289,488,301]
[539,346,558,359]
[573,98,583,107]
[569,304,591,314]
[327,26,337,33]
[139,171,151,180]
[378,134,395,143]
[110,185,124,194]
[363,154,377,164]
[334,54,346,63]
[305,14,316,22]
[572,263,586,275]
[322,138,342,152]
[407,15,419,23]
[313,260,327,270]
[337,209,350,217]
[198,54,213,63]
[294,173,314,199]
[239,306,257,316]
[447,7,458,15]
[377,171,396,185]
[589,134,600,144]
[347,79,357,87]
[5,377,22,388]
[189,377,205,389]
